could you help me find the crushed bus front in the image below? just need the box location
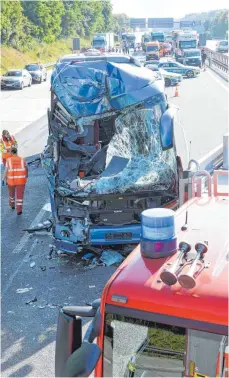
[42,55,180,253]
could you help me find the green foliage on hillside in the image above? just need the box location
[1,0,124,52]
[0,38,91,75]
[183,9,228,38]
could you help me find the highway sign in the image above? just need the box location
[130,18,146,28]
[148,18,174,28]
[180,20,202,27]
[72,38,80,51]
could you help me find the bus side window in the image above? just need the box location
[186,329,228,377]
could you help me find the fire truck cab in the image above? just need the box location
[55,170,228,377]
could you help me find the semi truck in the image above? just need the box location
[92,33,114,52]
[151,31,165,43]
[141,33,151,51]
[145,41,160,60]
[176,31,199,50]
[122,33,136,48]
[55,169,229,377]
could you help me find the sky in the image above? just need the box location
[111,0,228,18]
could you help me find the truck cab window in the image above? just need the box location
[103,313,186,377]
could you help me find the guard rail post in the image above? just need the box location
[223,133,229,170]
[179,134,225,205]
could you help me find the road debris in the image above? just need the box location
[16,287,33,294]
[100,250,124,266]
[23,219,53,234]
[89,285,95,288]
[82,252,95,261]
[26,297,38,305]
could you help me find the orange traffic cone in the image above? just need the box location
[174,85,179,97]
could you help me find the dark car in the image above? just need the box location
[24,63,47,83]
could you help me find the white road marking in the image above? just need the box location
[2,239,37,296]
[206,69,229,92]
[13,206,48,254]
[2,201,49,296]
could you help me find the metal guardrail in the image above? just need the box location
[203,48,228,76]
[179,134,227,205]
[44,62,55,68]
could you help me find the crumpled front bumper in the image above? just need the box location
[54,224,141,254]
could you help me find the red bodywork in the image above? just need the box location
[95,195,229,376]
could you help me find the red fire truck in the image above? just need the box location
[55,170,228,377]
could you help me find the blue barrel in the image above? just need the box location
[140,208,177,258]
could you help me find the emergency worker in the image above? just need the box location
[126,41,130,55]
[201,48,207,70]
[0,130,17,166]
[2,146,28,215]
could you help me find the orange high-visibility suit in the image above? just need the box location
[6,156,27,214]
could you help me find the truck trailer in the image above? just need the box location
[92,33,114,52]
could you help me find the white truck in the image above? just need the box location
[176,31,199,50]
[91,33,115,52]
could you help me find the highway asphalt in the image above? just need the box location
[1,60,228,376]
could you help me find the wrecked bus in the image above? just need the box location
[42,54,182,253]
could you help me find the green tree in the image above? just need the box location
[113,13,130,31]
[61,0,83,38]
[22,0,64,43]
[211,10,228,38]
[78,1,104,37]
[1,0,34,50]
[101,0,113,32]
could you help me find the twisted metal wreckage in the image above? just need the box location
[41,55,182,253]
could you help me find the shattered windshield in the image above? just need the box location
[184,50,200,57]
[93,40,105,47]
[147,46,159,52]
[82,108,177,195]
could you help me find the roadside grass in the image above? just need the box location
[1,38,91,74]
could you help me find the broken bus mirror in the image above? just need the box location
[64,342,101,377]
[55,310,82,377]
[160,106,177,151]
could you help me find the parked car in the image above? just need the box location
[1,69,32,90]
[216,40,228,53]
[24,63,47,83]
[144,62,182,86]
[158,61,200,78]
[160,68,183,86]
[144,61,160,70]
[84,48,102,56]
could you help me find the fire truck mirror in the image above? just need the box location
[55,310,82,377]
[85,308,102,343]
[64,342,101,377]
